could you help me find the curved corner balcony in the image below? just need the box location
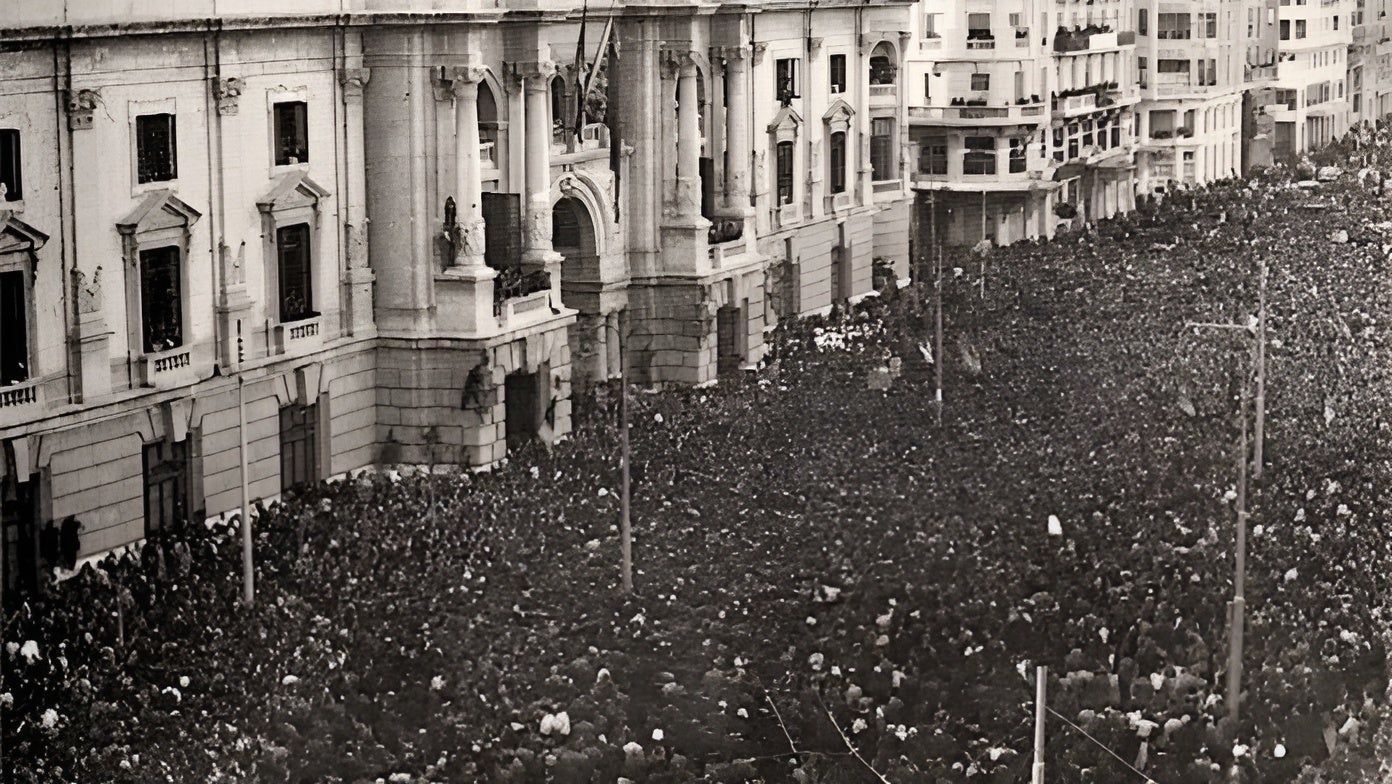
[910,102,1047,128]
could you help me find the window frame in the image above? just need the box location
[776,140,795,205]
[135,113,178,185]
[776,58,800,105]
[279,402,320,493]
[963,135,996,175]
[138,244,185,354]
[829,54,848,95]
[0,262,32,387]
[272,100,310,167]
[275,223,316,323]
[829,130,847,194]
[0,130,21,203]
[920,140,948,176]
[971,72,991,92]
[142,437,190,537]
[869,117,896,182]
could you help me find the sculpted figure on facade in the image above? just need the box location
[73,266,102,315]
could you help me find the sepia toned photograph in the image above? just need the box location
[1,0,1389,782]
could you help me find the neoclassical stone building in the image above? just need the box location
[0,0,913,604]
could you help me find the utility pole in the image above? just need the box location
[1032,665,1047,784]
[237,320,254,607]
[935,242,944,426]
[1253,259,1268,481]
[618,315,633,595]
[1227,337,1254,725]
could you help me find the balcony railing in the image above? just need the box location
[480,140,496,167]
[273,315,324,355]
[494,267,551,306]
[910,103,1047,123]
[0,380,40,410]
[869,84,897,98]
[138,344,195,389]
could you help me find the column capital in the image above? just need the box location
[711,45,750,63]
[339,67,371,98]
[661,48,702,77]
[751,42,768,66]
[450,65,487,87]
[211,76,244,116]
[515,60,558,88]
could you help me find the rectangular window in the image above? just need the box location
[870,118,895,181]
[1158,13,1192,39]
[829,131,847,194]
[1111,125,1120,148]
[776,58,799,104]
[1158,59,1191,73]
[1008,138,1026,173]
[776,141,794,205]
[1280,19,1290,39]
[143,438,189,537]
[279,403,319,492]
[135,113,177,184]
[829,54,847,94]
[924,12,941,38]
[1296,19,1307,38]
[273,101,309,166]
[920,141,948,175]
[276,223,314,322]
[1333,14,1339,30]
[0,271,28,385]
[967,12,991,33]
[0,130,20,202]
[1201,12,1218,38]
[139,246,183,353]
[963,136,996,175]
[971,73,990,91]
[1138,8,1148,35]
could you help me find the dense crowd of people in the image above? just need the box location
[4,129,1392,783]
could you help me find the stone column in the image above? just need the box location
[341,65,376,336]
[450,66,488,270]
[674,52,703,222]
[521,61,561,267]
[719,46,752,213]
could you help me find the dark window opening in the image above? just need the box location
[776,140,795,205]
[136,113,177,184]
[830,54,847,94]
[776,58,799,105]
[0,271,28,385]
[279,403,319,492]
[139,246,183,353]
[276,223,314,322]
[964,136,996,175]
[1009,138,1027,173]
[870,117,895,180]
[143,438,189,537]
[920,141,948,175]
[505,370,543,451]
[273,101,309,165]
[1,474,38,611]
[869,55,896,86]
[0,129,21,201]
[829,131,847,194]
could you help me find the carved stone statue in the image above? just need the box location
[74,266,102,315]
[460,218,485,262]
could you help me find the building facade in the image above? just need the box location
[905,0,1139,251]
[0,0,913,605]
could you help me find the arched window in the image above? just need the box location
[869,43,896,86]
[479,80,500,167]
[829,131,847,194]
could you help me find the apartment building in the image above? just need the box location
[1134,1,1249,191]
[1264,0,1355,160]
[906,0,1138,251]
[0,0,914,607]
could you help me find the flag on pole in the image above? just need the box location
[571,0,589,139]
[602,30,621,220]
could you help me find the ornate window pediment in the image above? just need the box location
[767,105,803,144]
[823,98,856,134]
[257,170,330,216]
[0,215,48,264]
[117,190,201,239]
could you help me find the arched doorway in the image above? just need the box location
[553,195,598,289]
